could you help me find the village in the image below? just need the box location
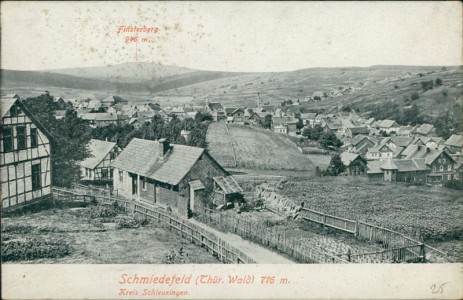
[1,85,462,264]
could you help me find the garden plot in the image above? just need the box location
[2,204,219,264]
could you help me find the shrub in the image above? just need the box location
[2,238,72,262]
[116,216,140,229]
[443,180,463,190]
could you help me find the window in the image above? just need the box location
[17,126,26,150]
[85,168,89,177]
[448,165,452,171]
[32,163,42,190]
[2,126,13,152]
[433,166,436,172]
[119,171,123,182]
[10,105,20,117]
[101,168,108,179]
[110,151,117,160]
[110,169,114,179]
[141,176,147,190]
[447,174,452,180]
[30,128,38,148]
[440,166,444,172]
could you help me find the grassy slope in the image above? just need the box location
[207,123,314,171]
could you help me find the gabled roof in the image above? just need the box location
[261,105,275,112]
[81,139,118,169]
[225,107,238,114]
[388,136,414,148]
[340,152,363,167]
[365,118,375,125]
[1,97,17,118]
[213,176,243,194]
[367,160,385,174]
[351,135,371,147]
[1,97,53,139]
[445,134,462,148]
[112,138,209,186]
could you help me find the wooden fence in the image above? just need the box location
[194,206,349,264]
[299,207,443,262]
[52,187,257,264]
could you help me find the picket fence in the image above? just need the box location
[194,206,349,264]
[299,207,447,262]
[52,187,257,264]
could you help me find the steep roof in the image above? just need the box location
[445,134,462,148]
[81,139,118,169]
[397,125,415,135]
[1,97,53,139]
[300,112,318,120]
[367,160,384,174]
[1,98,17,118]
[112,138,207,186]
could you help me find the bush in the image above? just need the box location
[443,180,463,190]
[2,238,72,262]
[116,216,140,228]
[411,92,420,100]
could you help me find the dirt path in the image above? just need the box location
[189,219,295,264]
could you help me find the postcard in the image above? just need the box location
[1,1,462,299]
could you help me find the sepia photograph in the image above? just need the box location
[1,1,462,299]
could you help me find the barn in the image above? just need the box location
[111,138,242,217]
[1,96,52,210]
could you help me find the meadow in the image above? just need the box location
[275,176,462,260]
[207,123,314,171]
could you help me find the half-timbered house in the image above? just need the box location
[80,139,121,183]
[1,97,52,210]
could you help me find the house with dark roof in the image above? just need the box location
[111,138,242,217]
[346,135,375,155]
[1,96,52,210]
[397,125,416,137]
[340,152,367,176]
[205,101,225,122]
[225,108,245,124]
[80,139,121,182]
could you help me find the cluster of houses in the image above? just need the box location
[329,113,463,185]
[1,95,244,215]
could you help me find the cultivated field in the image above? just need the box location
[275,176,463,261]
[1,203,219,264]
[207,123,314,171]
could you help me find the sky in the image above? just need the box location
[1,1,462,72]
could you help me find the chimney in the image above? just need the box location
[158,138,170,156]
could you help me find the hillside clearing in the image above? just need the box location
[207,123,314,171]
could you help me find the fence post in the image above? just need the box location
[355,219,359,237]
[420,244,426,262]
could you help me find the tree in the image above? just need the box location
[319,131,343,148]
[22,94,92,187]
[435,78,443,86]
[261,115,273,129]
[421,80,434,91]
[326,154,346,176]
[302,124,323,140]
[195,112,213,122]
[296,118,304,130]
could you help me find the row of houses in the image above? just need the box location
[1,95,244,215]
